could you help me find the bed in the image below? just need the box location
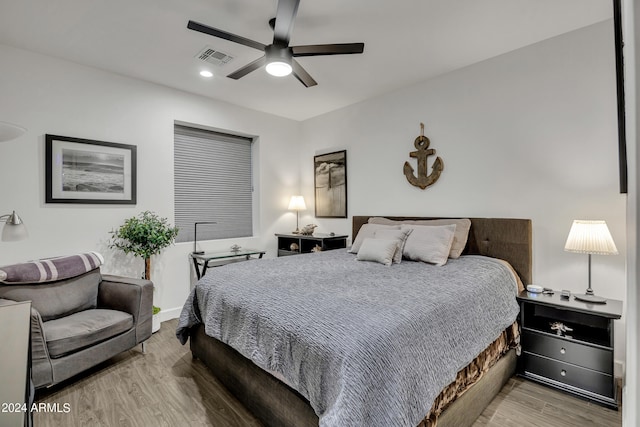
[177,216,532,427]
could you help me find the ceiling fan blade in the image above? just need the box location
[292,43,365,57]
[273,0,300,46]
[291,59,317,87]
[227,56,267,80]
[187,20,266,51]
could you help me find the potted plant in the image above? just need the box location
[109,211,179,333]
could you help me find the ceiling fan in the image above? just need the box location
[187,0,365,87]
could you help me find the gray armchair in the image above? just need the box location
[0,268,152,388]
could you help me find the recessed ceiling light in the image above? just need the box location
[199,70,213,78]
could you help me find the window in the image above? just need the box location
[174,124,254,243]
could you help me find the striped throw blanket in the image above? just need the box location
[0,252,103,284]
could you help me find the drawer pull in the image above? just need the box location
[561,369,567,377]
[560,347,566,355]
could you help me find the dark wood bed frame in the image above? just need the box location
[189,216,532,427]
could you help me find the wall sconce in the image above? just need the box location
[1,211,28,241]
[564,220,618,304]
[0,122,27,142]
[288,195,306,234]
[193,221,217,254]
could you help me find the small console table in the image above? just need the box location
[191,249,265,280]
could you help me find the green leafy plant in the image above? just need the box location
[109,211,179,314]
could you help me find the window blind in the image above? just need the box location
[174,124,253,243]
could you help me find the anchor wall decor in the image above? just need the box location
[403,123,443,189]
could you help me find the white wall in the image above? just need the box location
[0,19,629,373]
[0,43,301,320]
[300,21,628,367]
[623,0,639,424]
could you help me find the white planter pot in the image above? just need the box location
[152,313,161,333]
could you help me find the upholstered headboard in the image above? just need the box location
[352,216,532,285]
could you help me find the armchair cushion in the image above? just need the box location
[43,309,133,359]
[0,269,100,321]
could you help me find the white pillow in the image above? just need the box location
[373,228,412,264]
[356,238,398,266]
[368,217,471,258]
[349,223,400,253]
[401,224,456,266]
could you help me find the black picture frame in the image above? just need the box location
[45,134,137,204]
[314,150,347,218]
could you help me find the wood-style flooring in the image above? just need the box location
[35,319,622,427]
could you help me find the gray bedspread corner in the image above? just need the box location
[175,250,520,427]
[176,287,201,345]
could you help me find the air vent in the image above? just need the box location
[196,47,234,66]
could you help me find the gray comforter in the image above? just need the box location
[176,250,520,427]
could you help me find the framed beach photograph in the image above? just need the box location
[45,134,137,204]
[314,150,347,218]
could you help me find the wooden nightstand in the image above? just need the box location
[276,233,348,256]
[516,290,622,409]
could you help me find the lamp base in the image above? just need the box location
[574,293,607,304]
[292,229,300,234]
[192,251,204,255]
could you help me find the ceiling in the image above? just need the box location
[0,0,612,121]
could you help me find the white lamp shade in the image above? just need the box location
[0,121,27,142]
[564,220,618,255]
[288,195,306,211]
[1,211,28,242]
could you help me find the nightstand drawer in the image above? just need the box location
[522,353,614,398]
[522,330,612,374]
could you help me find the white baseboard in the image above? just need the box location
[158,306,182,323]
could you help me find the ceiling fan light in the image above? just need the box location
[266,61,292,77]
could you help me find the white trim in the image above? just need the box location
[623,0,638,425]
[157,306,182,323]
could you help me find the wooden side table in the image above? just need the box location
[516,290,622,409]
[275,233,348,256]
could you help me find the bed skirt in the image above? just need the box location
[189,322,519,427]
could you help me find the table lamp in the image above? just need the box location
[1,211,28,241]
[193,221,216,254]
[288,196,306,234]
[564,220,618,304]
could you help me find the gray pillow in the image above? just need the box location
[349,223,400,253]
[401,224,456,266]
[373,228,412,264]
[369,217,471,258]
[356,238,398,266]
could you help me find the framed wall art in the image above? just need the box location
[45,134,137,204]
[314,150,347,218]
